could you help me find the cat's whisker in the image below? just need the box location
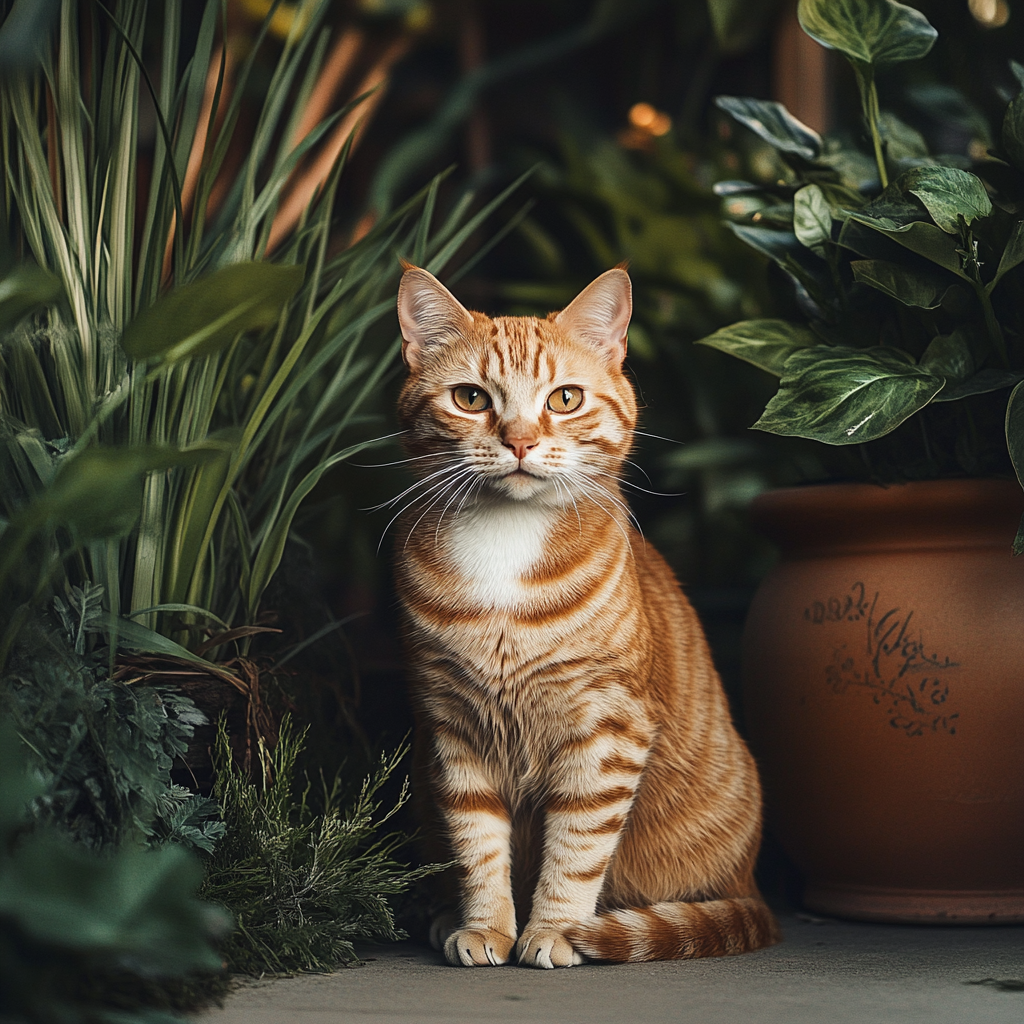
[586,452,656,486]
[355,450,457,469]
[455,474,486,517]
[589,467,684,499]
[405,470,478,552]
[434,470,486,542]
[365,459,466,512]
[554,477,583,536]
[565,471,636,552]
[632,429,684,445]
[376,469,471,553]
[578,473,644,537]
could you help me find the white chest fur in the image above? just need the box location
[447,499,551,609]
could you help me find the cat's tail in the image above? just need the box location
[565,896,781,962]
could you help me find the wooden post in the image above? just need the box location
[773,1,831,134]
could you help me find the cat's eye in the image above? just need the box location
[547,386,584,414]
[452,385,491,412]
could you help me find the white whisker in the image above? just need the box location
[376,466,473,553]
[633,429,684,445]
[363,458,465,512]
[554,477,583,537]
[354,450,456,469]
[405,467,479,551]
[565,470,636,552]
[434,469,485,542]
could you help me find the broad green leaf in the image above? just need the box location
[1006,381,1024,553]
[31,445,219,541]
[1003,89,1024,170]
[695,319,817,376]
[793,185,832,250]
[903,167,992,234]
[877,111,929,161]
[113,617,242,686]
[0,0,60,75]
[1006,379,1024,486]
[988,221,1024,294]
[0,263,62,331]
[841,216,966,278]
[714,96,822,160]
[851,259,948,308]
[126,603,231,631]
[753,345,944,444]
[726,224,808,267]
[0,827,225,975]
[919,330,973,381]
[846,187,921,229]
[819,146,880,191]
[122,262,304,364]
[933,368,1023,403]
[797,0,937,69]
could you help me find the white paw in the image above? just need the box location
[516,929,586,969]
[443,927,516,967]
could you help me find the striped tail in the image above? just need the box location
[565,897,781,963]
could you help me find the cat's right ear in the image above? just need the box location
[397,265,474,371]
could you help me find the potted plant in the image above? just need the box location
[695,0,1024,923]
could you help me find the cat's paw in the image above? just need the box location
[516,929,586,969]
[443,928,516,967]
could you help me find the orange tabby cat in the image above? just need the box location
[393,264,779,968]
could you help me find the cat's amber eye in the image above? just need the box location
[452,385,491,412]
[547,386,584,414]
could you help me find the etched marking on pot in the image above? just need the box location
[806,582,960,737]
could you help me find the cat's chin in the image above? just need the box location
[487,471,559,503]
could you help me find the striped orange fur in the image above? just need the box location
[393,265,780,968]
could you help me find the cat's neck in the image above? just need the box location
[449,487,628,584]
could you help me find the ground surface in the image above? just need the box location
[197,910,1024,1024]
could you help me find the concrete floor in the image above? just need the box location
[197,910,1024,1024]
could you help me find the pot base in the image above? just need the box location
[804,881,1024,925]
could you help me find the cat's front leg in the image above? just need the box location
[517,719,650,969]
[433,731,517,967]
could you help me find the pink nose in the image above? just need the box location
[503,436,538,461]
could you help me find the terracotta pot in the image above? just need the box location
[742,479,1024,924]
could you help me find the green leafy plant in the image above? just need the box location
[1,587,224,854]
[0,720,228,1024]
[696,0,1024,547]
[0,0,520,673]
[200,717,438,974]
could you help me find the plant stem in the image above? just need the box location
[855,66,887,190]
[974,278,1010,367]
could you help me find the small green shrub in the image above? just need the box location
[201,717,439,974]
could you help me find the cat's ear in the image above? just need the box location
[555,267,632,366]
[398,265,474,370]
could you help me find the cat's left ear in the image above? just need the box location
[398,264,474,371]
[555,267,632,366]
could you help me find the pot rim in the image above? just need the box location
[749,477,1024,555]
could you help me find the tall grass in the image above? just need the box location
[0,0,518,666]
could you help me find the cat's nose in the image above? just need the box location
[503,436,539,460]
